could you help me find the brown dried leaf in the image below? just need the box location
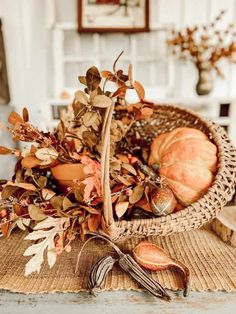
[33,175,47,189]
[22,108,29,122]
[50,196,63,210]
[122,163,137,176]
[112,86,128,98]
[1,222,10,236]
[101,70,114,80]
[0,146,12,155]
[41,189,56,201]
[62,197,73,211]
[28,204,47,221]
[80,205,101,215]
[8,111,24,125]
[74,90,89,106]
[82,130,98,147]
[5,182,37,191]
[1,185,19,199]
[91,95,112,108]
[86,66,101,91]
[129,184,144,204]
[88,214,101,232]
[117,175,132,186]
[82,111,101,130]
[115,201,129,218]
[134,81,145,101]
[78,76,87,86]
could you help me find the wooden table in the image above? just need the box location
[1,290,236,314]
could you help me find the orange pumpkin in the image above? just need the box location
[148,127,218,206]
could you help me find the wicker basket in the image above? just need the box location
[101,104,236,241]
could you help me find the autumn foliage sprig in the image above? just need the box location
[167,10,236,76]
[0,53,155,275]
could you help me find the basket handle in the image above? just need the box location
[101,101,115,227]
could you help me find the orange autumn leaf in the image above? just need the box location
[0,146,12,155]
[8,111,24,125]
[21,156,40,168]
[134,81,145,101]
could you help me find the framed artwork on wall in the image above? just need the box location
[78,0,149,33]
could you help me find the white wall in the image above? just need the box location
[1,0,236,116]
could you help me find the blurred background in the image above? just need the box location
[0,0,236,178]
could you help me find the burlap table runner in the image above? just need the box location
[0,227,235,294]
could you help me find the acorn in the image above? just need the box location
[150,186,177,216]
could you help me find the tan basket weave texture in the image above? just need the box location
[101,104,236,241]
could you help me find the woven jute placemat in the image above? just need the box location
[0,227,235,294]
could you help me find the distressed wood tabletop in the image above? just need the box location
[0,290,236,314]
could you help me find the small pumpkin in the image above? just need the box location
[148,127,218,206]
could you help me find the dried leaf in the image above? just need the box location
[129,185,144,204]
[24,217,68,275]
[23,108,29,122]
[78,76,87,86]
[115,201,129,218]
[88,214,101,232]
[16,218,31,231]
[21,156,40,168]
[50,196,63,210]
[80,205,101,215]
[6,182,37,191]
[33,175,47,188]
[28,204,47,221]
[101,70,114,80]
[1,185,19,199]
[134,81,145,101]
[122,163,137,176]
[62,197,73,211]
[86,66,101,91]
[75,90,89,106]
[82,130,98,147]
[0,146,12,155]
[91,95,112,108]
[117,175,132,186]
[8,111,24,125]
[35,148,58,161]
[42,189,56,201]
[82,111,101,130]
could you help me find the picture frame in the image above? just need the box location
[78,0,149,33]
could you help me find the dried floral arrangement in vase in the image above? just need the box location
[2,51,235,281]
[167,10,236,95]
